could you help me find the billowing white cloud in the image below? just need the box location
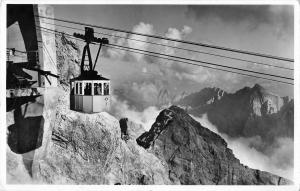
[128,22,155,60]
[227,136,294,181]
[182,25,193,35]
[131,81,159,104]
[110,95,160,131]
[106,32,128,59]
[175,67,214,83]
[160,25,192,56]
[113,80,162,110]
[105,22,219,86]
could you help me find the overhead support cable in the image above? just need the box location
[107,43,293,81]
[36,15,294,62]
[34,26,294,85]
[38,20,293,71]
[105,44,293,85]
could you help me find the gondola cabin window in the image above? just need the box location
[94,83,102,95]
[75,82,78,94]
[79,82,82,95]
[84,82,92,95]
[104,83,109,95]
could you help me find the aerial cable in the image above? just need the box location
[35,26,86,42]
[93,41,103,70]
[35,26,294,81]
[105,44,293,85]
[108,43,294,81]
[39,20,293,71]
[35,15,294,62]
[34,27,294,85]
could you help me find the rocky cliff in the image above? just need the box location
[33,92,171,184]
[56,33,81,88]
[136,106,292,185]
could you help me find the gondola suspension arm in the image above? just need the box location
[93,41,103,71]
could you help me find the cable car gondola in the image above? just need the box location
[70,27,110,113]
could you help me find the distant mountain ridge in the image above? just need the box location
[177,84,294,146]
[177,87,227,109]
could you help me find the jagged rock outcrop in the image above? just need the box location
[32,93,171,184]
[56,33,80,87]
[249,84,284,116]
[136,106,292,185]
[178,87,227,109]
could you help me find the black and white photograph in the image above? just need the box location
[1,0,299,190]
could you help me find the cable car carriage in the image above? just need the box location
[70,27,110,113]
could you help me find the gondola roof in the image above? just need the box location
[70,73,109,82]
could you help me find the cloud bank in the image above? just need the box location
[110,94,161,131]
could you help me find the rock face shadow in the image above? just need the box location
[7,95,45,177]
[7,115,44,154]
[7,96,44,155]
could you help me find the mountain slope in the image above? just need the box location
[137,105,292,185]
